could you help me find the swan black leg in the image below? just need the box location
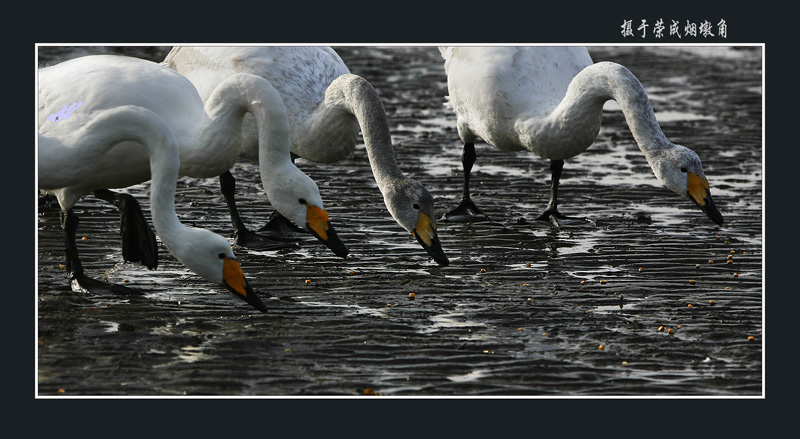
[536,159,594,228]
[62,209,143,295]
[257,210,305,235]
[537,159,567,221]
[93,188,158,269]
[443,142,489,222]
[219,171,299,250]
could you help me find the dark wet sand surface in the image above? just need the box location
[37,46,762,396]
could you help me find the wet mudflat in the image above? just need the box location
[36,45,763,396]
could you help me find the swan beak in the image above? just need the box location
[222,257,268,313]
[305,204,349,258]
[413,212,450,266]
[687,172,724,225]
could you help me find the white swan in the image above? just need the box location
[38,105,268,312]
[38,54,348,261]
[162,46,449,266]
[438,46,723,226]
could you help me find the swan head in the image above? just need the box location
[383,179,449,266]
[174,227,268,312]
[651,144,723,225]
[264,168,349,258]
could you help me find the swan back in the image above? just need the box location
[165,46,349,127]
[440,46,593,150]
[38,54,220,188]
[39,55,207,143]
[164,46,357,161]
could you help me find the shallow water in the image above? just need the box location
[36,45,763,397]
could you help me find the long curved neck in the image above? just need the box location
[62,107,184,248]
[526,62,671,159]
[327,74,406,192]
[183,73,293,180]
[203,73,294,188]
[115,111,184,254]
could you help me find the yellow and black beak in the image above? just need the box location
[305,204,349,258]
[687,172,724,225]
[222,257,267,313]
[413,212,449,266]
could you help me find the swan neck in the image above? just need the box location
[329,74,405,191]
[566,62,669,154]
[204,74,293,187]
[137,126,181,251]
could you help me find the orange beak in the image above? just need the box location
[305,204,349,258]
[222,257,267,312]
[412,212,449,266]
[687,172,723,225]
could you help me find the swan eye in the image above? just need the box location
[413,203,420,210]
[298,198,306,205]
[218,253,225,259]
[680,167,688,173]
